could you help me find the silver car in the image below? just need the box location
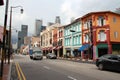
[46,53,57,59]
[32,50,43,60]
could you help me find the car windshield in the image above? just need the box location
[49,53,55,55]
[33,51,42,54]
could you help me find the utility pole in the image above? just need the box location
[8,6,23,64]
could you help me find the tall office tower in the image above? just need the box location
[21,25,28,37]
[35,19,43,36]
[17,25,28,49]
[55,16,61,24]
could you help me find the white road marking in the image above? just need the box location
[68,76,77,80]
[43,66,50,70]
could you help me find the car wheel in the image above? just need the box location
[98,63,104,70]
[30,56,33,59]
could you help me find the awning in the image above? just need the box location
[78,44,90,51]
[57,46,63,49]
[53,46,58,50]
[53,47,56,49]
[49,47,52,50]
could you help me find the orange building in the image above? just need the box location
[53,27,58,56]
[57,26,64,57]
[81,11,120,60]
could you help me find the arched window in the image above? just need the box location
[97,16,106,26]
[84,34,89,43]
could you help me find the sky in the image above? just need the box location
[0,0,120,40]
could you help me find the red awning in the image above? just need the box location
[53,46,58,50]
[57,46,63,49]
[53,47,56,49]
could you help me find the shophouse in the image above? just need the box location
[0,26,10,58]
[40,27,52,55]
[57,26,64,57]
[40,23,61,56]
[52,26,58,56]
[30,36,40,47]
[63,18,82,58]
[80,11,120,60]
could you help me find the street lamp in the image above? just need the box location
[8,6,23,64]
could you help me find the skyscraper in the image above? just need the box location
[35,19,43,36]
[55,16,61,24]
[17,25,28,49]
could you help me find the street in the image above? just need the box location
[13,54,120,80]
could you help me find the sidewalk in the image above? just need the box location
[2,60,12,80]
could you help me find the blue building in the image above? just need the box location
[63,18,82,57]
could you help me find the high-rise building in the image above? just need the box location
[35,19,43,36]
[21,25,28,37]
[55,16,61,24]
[17,25,28,49]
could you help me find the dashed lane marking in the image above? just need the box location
[68,76,77,80]
[43,66,50,70]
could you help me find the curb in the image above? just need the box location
[58,58,95,64]
[7,63,12,80]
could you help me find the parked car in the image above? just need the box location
[96,54,120,71]
[46,53,57,59]
[30,47,43,60]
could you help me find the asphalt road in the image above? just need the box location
[13,54,120,80]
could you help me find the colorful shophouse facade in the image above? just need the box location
[81,11,120,60]
[63,18,82,58]
[40,23,61,56]
[57,26,64,57]
[40,25,53,55]
[52,25,64,57]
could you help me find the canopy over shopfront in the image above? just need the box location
[78,44,90,51]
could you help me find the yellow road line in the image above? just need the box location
[15,62,22,80]
[17,62,26,80]
[15,62,26,80]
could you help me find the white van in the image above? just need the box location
[30,47,43,60]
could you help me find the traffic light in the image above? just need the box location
[0,0,4,6]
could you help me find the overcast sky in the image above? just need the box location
[0,0,120,37]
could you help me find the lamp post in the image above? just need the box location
[8,6,23,64]
[70,30,75,58]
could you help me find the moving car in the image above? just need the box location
[96,54,120,71]
[46,53,57,59]
[29,47,43,60]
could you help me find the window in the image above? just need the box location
[85,34,89,43]
[98,30,106,41]
[79,35,81,44]
[113,17,116,23]
[76,24,79,31]
[114,31,118,38]
[84,22,87,29]
[97,16,106,26]
[109,56,118,60]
